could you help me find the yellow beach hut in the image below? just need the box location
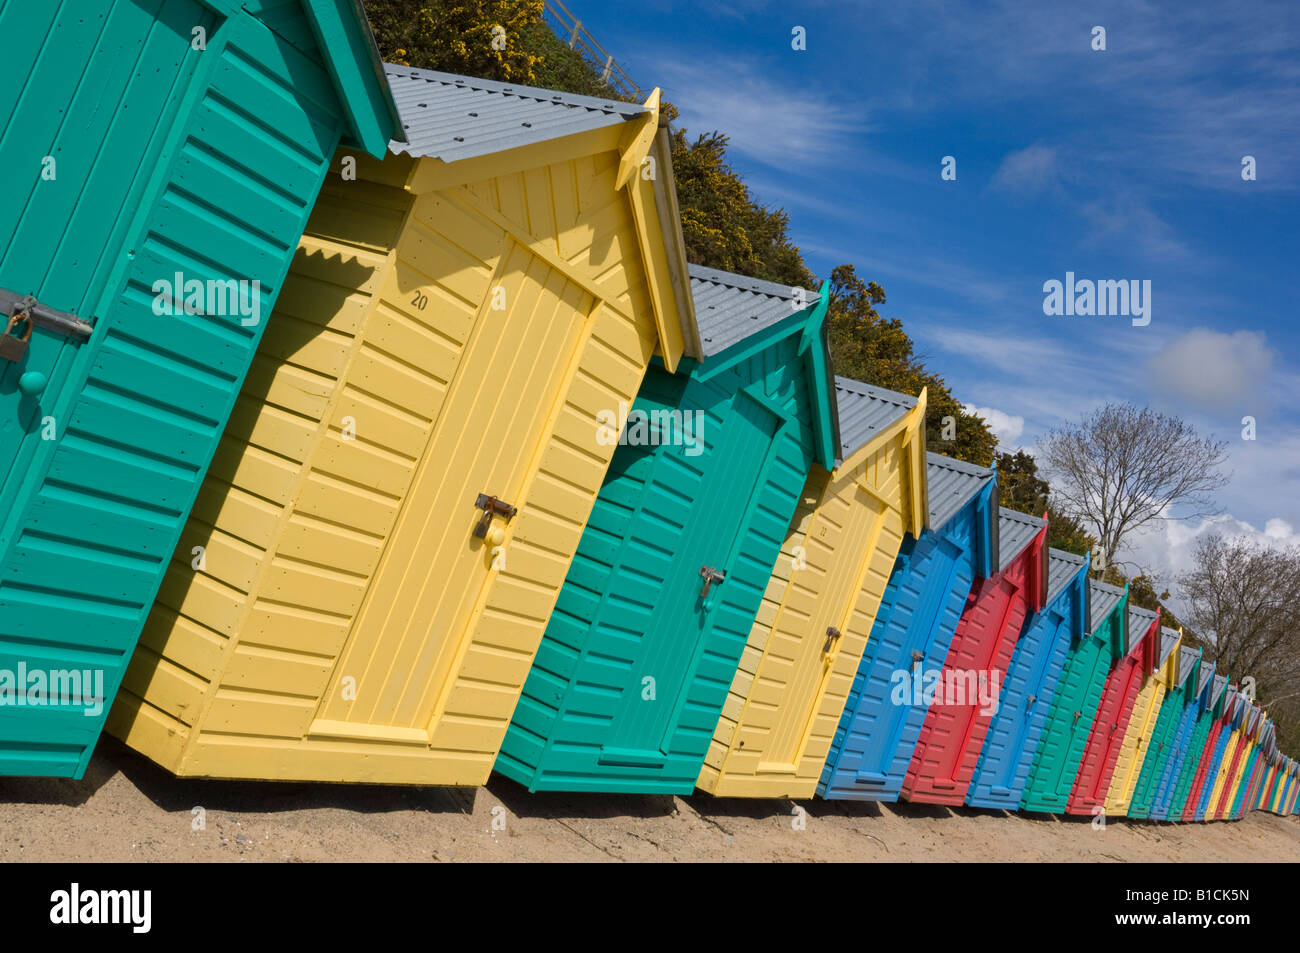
[697,379,927,798]
[107,66,696,785]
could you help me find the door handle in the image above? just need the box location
[911,649,924,669]
[698,565,725,599]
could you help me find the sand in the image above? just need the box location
[2,737,1296,862]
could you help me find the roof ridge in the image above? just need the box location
[383,63,648,114]
[833,376,918,406]
[925,451,994,478]
[687,264,818,302]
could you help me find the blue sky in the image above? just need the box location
[561,0,1300,593]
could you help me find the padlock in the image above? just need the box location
[0,311,32,363]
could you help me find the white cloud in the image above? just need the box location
[964,404,1025,444]
[1106,512,1300,619]
[1147,328,1275,409]
[989,145,1060,195]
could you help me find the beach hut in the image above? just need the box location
[1288,762,1300,814]
[1279,759,1294,813]
[1128,645,1201,818]
[1263,748,1284,811]
[109,66,699,784]
[901,508,1049,806]
[1104,625,1182,815]
[1179,678,1233,821]
[1021,579,1128,814]
[1279,759,1297,814]
[1258,752,1278,813]
[965,548,1090,810]
[1192,689,1244,821]
[1065,604,1161,815]
[1205,694,1250,820]
[0,0,399,778]
[1149,660,1216,821]
[697,380,928,798]
[496,266,838,794]
[1218,705,1261,820]
[1234,719,1268,819]
[1261,752,1281,813]
[818,453,997,802]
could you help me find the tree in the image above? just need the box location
[993,451,1097,557]
[1039,403,1230,570]
[668,131,816,288]
[1177,534,1300,751]
[828,266,997,466]
[366,1,548,84]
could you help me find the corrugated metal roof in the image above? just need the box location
[1196,658,1216,698]
[925,452,994,531]
[1126,604,1159,655]
[1210,674,1229,709]
[688,265,819,358]
[1174,646,1199,688]
[834,378,916,459]
[1045,547,1086,604]
[1157,626,1181,670]
[997,507,1044,568]
[1087,579,1125,633]
[385,65,648,162]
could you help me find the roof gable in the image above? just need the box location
[386,65,646,162]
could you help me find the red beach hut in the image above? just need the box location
[900,509,1049,805]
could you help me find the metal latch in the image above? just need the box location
[824,625,842,653]
[1026,693,1036,711]
[473,493,516,538]
[911,649,924,668]
[0,289,94,343]
[698,565,725,598]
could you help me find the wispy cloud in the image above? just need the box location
[658,59,867,170]
[989,145,1062,196]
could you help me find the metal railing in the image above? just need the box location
[542,0,646,103]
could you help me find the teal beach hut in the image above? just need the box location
[0,0,399,777]
[1019,579,1128,814]
[1128,645,1202,818]
[497,266,837,794]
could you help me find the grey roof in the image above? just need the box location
[688,265,818,358]
[1210,674,1229,709]
[1196,659,1216,699]
[1125,604,1159,655]
[1045,548,1086,604]
[385,65,648,162]
[1087,579,1126,633]
[1174,646,1200,690]
[997,508,1044,568]
[834,378,916,459]
[1156,626,1181,670]
[925,452,994,531]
